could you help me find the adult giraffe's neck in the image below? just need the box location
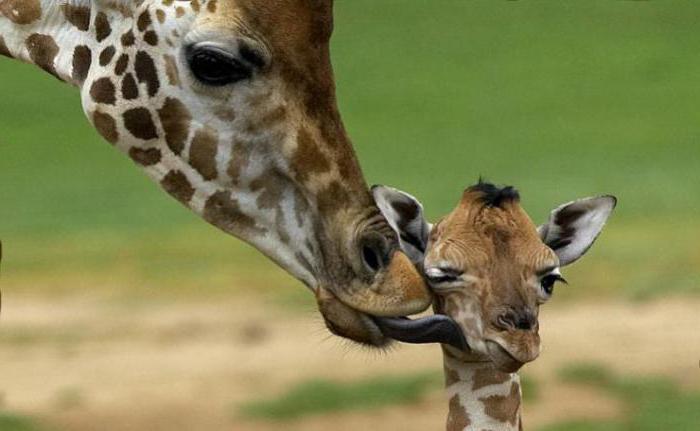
[0,1,317,285]
[0,0,99,85]
[443,350,523,431]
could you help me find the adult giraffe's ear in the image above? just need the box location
[538,196,617,266]
[372,185,431,263]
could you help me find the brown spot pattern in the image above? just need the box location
[444,365,461,386]
[155,9,166,24]
[71,45,91,84]
[92,111,118,144]
[121,73,139,100]
[135,51,160,97]
[0,35,12,58]
[250,174,290,243]
[204,191,264,236]
[90,78,116,105]
[114,54,129,75]
[245,105,287,133]
[250,171,284,204]
[163,55,180,86]
[144,31,159,46]
[189,127,219,181]
[0,0,41,24]
[317,181,350,215]
[99,46,116,66]
[447,394,471,430]
[227,140,251,185]
[121,30,135,47]
[481,382,521,426]
[293,128,330,183]
[123,108,158,140]
[137,10,152,32]
[26,34,60,79]
[472,366,512,391]
[61,4,90,31]
[129,147,162,166]
[161,171,194,204]
[157,98,191,155]
[94,12,112,42]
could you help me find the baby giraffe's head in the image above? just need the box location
[373,182,615,372]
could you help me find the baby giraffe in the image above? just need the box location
[373,182,616,431]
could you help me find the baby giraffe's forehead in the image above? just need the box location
[430,186,555,271]
[440,201,537,245]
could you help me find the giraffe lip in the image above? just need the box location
[372,315,469,350]
[485,340,526,373]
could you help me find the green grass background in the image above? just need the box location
[1,2,699,430]
[1,1,698,300]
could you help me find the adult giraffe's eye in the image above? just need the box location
[187,45,252,86]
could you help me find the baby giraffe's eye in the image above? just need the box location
[541,273,567,296]
[425,267,463,285]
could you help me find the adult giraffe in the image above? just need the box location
[0,0,451,347]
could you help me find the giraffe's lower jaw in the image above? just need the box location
[372,315,469,351]
[485,340,527,373]
[316,287,390,347]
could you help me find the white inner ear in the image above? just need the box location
[374,192,407,238]
[372,186,430,263]
[541,196,616,266]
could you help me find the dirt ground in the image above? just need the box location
[1,295,698,431]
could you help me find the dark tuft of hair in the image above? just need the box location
[467,179,520,208]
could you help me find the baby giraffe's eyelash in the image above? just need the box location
[540,272,567,296]
[425,267,463,284]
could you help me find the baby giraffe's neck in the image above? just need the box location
[443,350,523,431]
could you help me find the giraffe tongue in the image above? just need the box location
[373,315,468,351]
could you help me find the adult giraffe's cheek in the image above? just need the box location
[331,251,432,317]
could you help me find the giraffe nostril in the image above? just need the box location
[496,313,515,330]
[362,245,381,272]
[358,232,391,274]
[496,310,536,331]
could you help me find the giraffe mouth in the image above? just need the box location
[372,315,468,350]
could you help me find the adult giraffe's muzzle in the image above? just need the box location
[316,248,435,347]
[332,250,432,317]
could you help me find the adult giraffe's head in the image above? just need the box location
[374,182,616,371]
[0,0,433,346]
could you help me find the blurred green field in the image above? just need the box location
[1,2,700,431]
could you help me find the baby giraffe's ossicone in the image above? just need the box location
[374,182,616,431]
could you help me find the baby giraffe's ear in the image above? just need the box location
[372,185,431,263]
[538,196,617,266]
